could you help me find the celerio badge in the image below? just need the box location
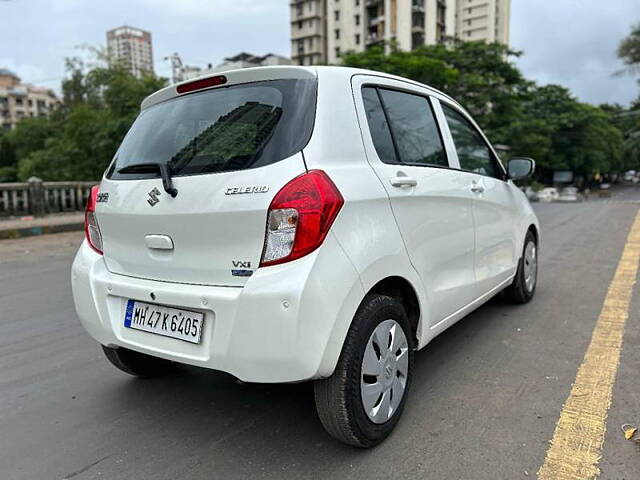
[225,185,269,195]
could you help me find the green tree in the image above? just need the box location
[616,23,640,167]
[342,41,627,181]
[601,103,640,170]
[505,85,623,180]
[8,115,58,161]
[0,134,17,182]
[0,135,16,167]
[13,58,167,181]
[618,23,640,75]
[342,40,531,136]
[341,42,459,91]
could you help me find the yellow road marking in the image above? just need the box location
[538,210,640,479]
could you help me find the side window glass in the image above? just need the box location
[378,89,448,167]
[442,105,499,178]
[362,87,397,164]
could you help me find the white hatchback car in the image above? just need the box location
[72,66,539,447]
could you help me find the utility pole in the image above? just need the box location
[164,53,184,84]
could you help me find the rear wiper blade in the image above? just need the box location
[118,162,178,198]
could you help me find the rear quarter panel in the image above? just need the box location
[304,68,431,349]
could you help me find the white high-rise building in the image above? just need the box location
[290,0,510,65]
[290,0,328,66]
[452,0,510,44]
[107,26,154,78]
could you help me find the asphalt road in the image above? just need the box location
[2,190,640,480]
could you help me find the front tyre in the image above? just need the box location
[505,230,538,304]
[101,345,172,378]
[314,294,414,447]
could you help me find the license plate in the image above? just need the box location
[124,300,205,344]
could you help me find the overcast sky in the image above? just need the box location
[1,0,638,106]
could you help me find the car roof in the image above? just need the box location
[314,66,459,106]
[140,65,460,111]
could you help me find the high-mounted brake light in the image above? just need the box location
[85,185,103,255]
[176,75,227,94]
[260,170,344,267]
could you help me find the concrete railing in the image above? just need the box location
[0,178,97,217]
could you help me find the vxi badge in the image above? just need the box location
[225,185,269,195]
[231,260,253,277]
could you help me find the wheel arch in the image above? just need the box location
[316,270,427,379]
[516,206,540,260]
[527,223,539,245]
[368,276,421,349]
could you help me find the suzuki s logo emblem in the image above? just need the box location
[147,187,161,206]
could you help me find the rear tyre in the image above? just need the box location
[101,345,172,378]
[314,294,414,447]
[505,230,537,304]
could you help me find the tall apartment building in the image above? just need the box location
[0,68,58,131]
[290,0,327,66]
[290,0,510,65]
[107,26,154,78]
[453,0,510,43]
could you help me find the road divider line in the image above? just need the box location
[537,209,640,479]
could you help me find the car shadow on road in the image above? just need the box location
[98,292,526,477]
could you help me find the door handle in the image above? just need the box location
[390,176,417,188]
[470,183,485,193]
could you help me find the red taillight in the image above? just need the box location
[85,185,103,255]
[260,170,344,267]
[176,75,227,94]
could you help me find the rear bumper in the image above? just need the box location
[71,233,364,383]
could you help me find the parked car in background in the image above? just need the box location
[72,66,540,447]
[622,170,636,182]
[558,186,581,203]
[538,187,560,202]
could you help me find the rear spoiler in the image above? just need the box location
[141,66,317,111]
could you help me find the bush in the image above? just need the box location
[0,166,17,182]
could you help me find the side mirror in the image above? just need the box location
[508,157,535,181]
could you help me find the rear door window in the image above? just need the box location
[441,104,501,178]
[378,89,448,167]
[362,87,448,167]
[362,87,398,163]
[108,78,317,179]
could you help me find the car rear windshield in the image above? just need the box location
[107,78,317,179]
